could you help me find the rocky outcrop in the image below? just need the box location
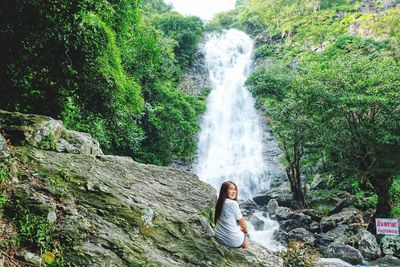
[324,242,364,265]
[0,110,102,156]
[0,110,283,266]
[253,187,292,207]
[178,39,211,95]
[379,235,400,257]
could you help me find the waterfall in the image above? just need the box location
[194,29,281,251]
[194,29,270,200]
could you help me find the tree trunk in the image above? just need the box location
[367,176,393,234]
[285,143,306,209]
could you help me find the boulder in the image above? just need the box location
[287,228,316,245]
[350,227,381,260]
[249,214,265,231]
[266,199,279,215]
[380,235,400,257]
[275,207,293,221]
[241,199,259,217]
[5,146,283,266]
[275,207,312,232]
[0,109,102,156]
[371,255,400,266]
[320,208,363,232]
[324,225,380,260]
[314,233,335,253]
[253,187,292,207]
[324,242,364,265]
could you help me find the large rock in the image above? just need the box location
[371,255,400,266]
[178,39,210,95]
[275,207,312,232]
[350,228,381,260]
[266,199,279,215]
[253,187,292,207]
[324,225,380,260]
[0,110,102,156]
[320,208,363,232]
[287,228,315,245]
[6,146,283,266]
[324,242,363,265]
[380,235,400,257]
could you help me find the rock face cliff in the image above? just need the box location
[0,110,282,266]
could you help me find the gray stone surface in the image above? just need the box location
[266,199,279,215]
[287,228,316,245]
[371,255,400,266]
[0,109,102,156]
[321,208,363,232]
[324,242,364,265]
[253,187,292,207]
[380,235,400,257]
[6,145,283,266]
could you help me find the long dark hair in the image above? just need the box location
[214,181,238,224]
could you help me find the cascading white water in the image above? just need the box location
[194,29,281,251]
[194,29,270,200]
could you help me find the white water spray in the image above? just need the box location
[194,29,281,250]
[194,29,269,199]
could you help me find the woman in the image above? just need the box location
[214,181,249,249]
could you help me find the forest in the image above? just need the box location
[0,0,206,166]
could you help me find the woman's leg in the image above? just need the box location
[241,237,249,249]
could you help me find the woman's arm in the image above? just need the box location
[238,218,248,234]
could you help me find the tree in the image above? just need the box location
[296,38,400,231]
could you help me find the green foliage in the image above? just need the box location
[0,0,206,165]
[39,132,57,150]
[246,60,292,100]
[138,82,206,165]
[0,192,7,210]
[390,177,400,217]
[155,13,204,68]
[278,241,320,267]
[0,168,7,184]
[11,200,66,266]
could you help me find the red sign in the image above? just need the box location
[376,219,399,235]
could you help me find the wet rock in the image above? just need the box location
[324,242,363,265]
[314,233,335,253]
[380,235,400,257]
[241,199,259,217]
[250,214,265,231]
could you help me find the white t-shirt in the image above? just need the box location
[215,198,245,248]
